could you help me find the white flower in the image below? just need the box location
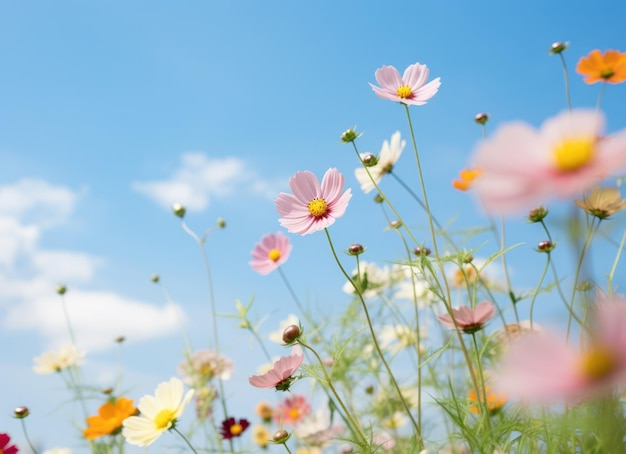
[355,131,405,193]
[294,407,343,447]
[382,411,408,429]
[394,271,437,308]
[33,345,85,374]
[342,262,405,298]
[43,449,72,454]
[379,324,424,355]
[122,377,195,447]
[268,314,299,344]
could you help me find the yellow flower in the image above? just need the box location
[468,386,506,415]
[84,397,137,440]
[252,425,270,448]
[122,377,194,447]
[576,49,626,84]
[575,186,626,220]
[255,401,274,421]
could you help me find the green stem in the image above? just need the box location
[171,426,200,454]
[19,418,39,454]
[324,228,423,448]
[558,52,572,112]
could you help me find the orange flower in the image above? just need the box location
[468,386,506,415]
[576,49,626,84]
[84,397,137,440]
[452,168,481,191]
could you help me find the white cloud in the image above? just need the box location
[0,178,183,352]
[132,152,283,211]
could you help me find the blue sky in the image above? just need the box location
[1,1,626,451]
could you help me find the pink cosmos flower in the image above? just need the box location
[274,394,311,426]
[494,296,626,403]
[248,345,304,391]
[438,301,496,334]
[275,168,352,235]
[471,109,626,215]
[370,62,441,106]
[249,231,292,275]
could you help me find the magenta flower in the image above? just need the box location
[494,296,626,403]
[370,62,441,106]
[471,109,626,215]
[437,300,496,334]
[0,434,18,454]
[275,168,352,235]
[249,231,292,275]
[249,345,304,391]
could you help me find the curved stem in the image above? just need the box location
[172,426,200,454]
[558,53,572,112]
[20,418,39,454]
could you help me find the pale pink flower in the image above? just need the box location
[370,62,441,106]
[249,231,292,275]
[494,296,626,403]
[438,300,496,334]
[248,345,304,391]
[274,393,311,425]
[471,109,626,215]
[275,168,352,235]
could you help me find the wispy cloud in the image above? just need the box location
[132,152,284,211]
[0,179,183,352]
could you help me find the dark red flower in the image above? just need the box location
[219,417,250,440]
[0,433,19,454]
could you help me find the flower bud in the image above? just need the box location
[528,206,548,223]
[172,203,186,218]
[373,194,385,204]
[150,274,160,283]
[272,429,290,443]
[115,336,125,343]
[57,284,67,295]
[576,281,593,292]
[217,218,226,228]
[347,244,365,256]
[389,220,402,229]
[549,41,568,55]
[414,246,431,256]
[537,240,555,252]
[474,113,489,125]
[14,406,29,419]
[461,252,474,264]
[101,387,114,395]
[340,127,361,143]
[282,324,301,344]
[361,153,378,167]
[365,385,374,395]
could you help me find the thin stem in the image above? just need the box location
[607,229,626,297]
[596,82,607,111]
[528,253,551,329]
[324,228,423,448]
[558,52,572,112]
[299,341,369,446]
[19,418,39,454]
[172,426,200,454]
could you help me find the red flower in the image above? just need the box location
[219,417,250,440]
[0,433,19,454]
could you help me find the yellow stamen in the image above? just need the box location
[307,198,328,217]
[154,409,176,430]
[230,423,243,436]
[288,408,300,420]
[268,249,281,262]
[553,137,595,172]
[396,85,412,99]
[579,347,615,380]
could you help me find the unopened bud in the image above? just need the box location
[537,240,555,252]
[365,385,374,395]
[115,336,125,343]
[272,429,290,443]
[151,274,160,283]
[347,244,365,256]
[172,203,186,218]
[361,153,378,167]
[462,253,474,264]
[14,406,29,419]
[528,206,548,223]
[101,387,113,395]
[373,194,384,204]
[217,218,226,228]
[57,284,67,295]
[389,220,402,229]
[474,113,489,125]
[340,128,361,143]
[549,41,568,55]
[414,246,431,256]
[282,325,301,344]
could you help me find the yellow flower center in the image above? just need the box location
[579,347,616,380]
[268,249,281,262]
[396,85,413,99]
[307,198,328,217]
[154,409,176,430]
[600,69,615,79]
[553,137,595,172]
[288,408,301,420]
[230,423,243,436]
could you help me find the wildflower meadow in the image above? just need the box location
[2,3,626,454]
